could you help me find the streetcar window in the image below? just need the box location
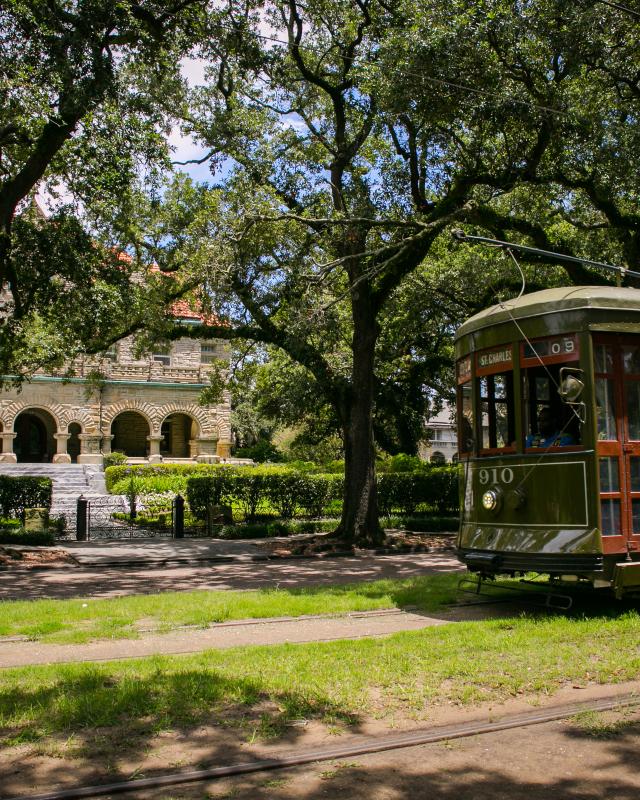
[457,381,474,455]
[478,372,515,450]
[594,343,617,440]
[601,498,621,536]
[522,365,582,447]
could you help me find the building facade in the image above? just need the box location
[0,325,232,465]
[419,404,459,464]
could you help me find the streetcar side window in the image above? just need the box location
[521,334,582,449]
[522,366,581,447]
[456,356,474,456]
[475,345,515,453]
[457,382,474,455]
[478,372,515,451]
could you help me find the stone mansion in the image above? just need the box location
[0,306,232,465]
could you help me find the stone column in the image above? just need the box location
[195,436,220,463]
[216,440,231,459]
[0,432,17,463]
[52,433,71,464]
[77,433,103,465]
[147,435,164,463]
[101,433,114,455]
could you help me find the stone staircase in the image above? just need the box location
[0,463,123,531]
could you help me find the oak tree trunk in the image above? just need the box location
[335,291,384,547]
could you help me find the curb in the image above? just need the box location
[0,546,457,571]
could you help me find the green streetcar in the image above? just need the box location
[455,285,640,598]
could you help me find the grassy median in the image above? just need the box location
[1,610,639,748]
[0,575,464,644]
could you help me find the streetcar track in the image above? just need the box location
[6,692,640,800]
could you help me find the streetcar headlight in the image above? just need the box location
[482,489,499,511]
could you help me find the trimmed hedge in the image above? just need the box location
[104,463,226,493]
[0,476,53,519]
[378,467,458,516]
[187,466,457,521]
[0,528,55,546]
[187,470,344,521]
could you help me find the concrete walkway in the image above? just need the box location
[0,606,485,669]
[0,551,463,600]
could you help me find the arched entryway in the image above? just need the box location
[111,412,150,458]
[430,451,446,465]
[160,413,199,459]
[14,409,57,463]
[68,423,82,463]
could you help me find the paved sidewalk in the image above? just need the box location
[0,604,497,669]
[60,537,268,565]
[0,551,462,600]
[0,609,441,668]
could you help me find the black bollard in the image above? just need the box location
[76,496,88,541]
[173,494,185,539]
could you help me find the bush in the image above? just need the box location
[103,451,128,469]
[0,528,55,546]
[186,469,238,520]
[385,515,458,532]
[0,475,53,519]
[105,463,224,493]
[234,440,283,462]
[427,466,459,513]
[384,453,425,473]
[378,466,458,516]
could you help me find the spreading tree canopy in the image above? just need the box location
[147,0,640,545]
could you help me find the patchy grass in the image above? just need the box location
[0,575,464,644]
[1,611,639,747]
[571,708,638,739]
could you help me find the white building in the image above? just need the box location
[419,403,458,464]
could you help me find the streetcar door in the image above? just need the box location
[594,337,640,555]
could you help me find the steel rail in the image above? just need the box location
[8,692,640,800]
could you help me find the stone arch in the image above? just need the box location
[217,420,232,441]
[14,407,58,463]
[110,410,151,458]
[157,402,212,436]
[430,451,446,465]
[64,409,97,434]
[102,401,158,435]
[160,412,200,459]
[4,401,65,431]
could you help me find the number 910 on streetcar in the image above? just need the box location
[455,285,640,598]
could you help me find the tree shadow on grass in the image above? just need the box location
[0,661,362,799]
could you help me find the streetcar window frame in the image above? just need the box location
[456,355,473,456]
[520,334,583,451]
[474,345,515,455]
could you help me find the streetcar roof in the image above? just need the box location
[455,285,640,340]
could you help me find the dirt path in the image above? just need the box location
[0,552,462,600]
[3,683,639,800]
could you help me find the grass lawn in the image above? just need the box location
[0,575,464,644]
[1,610,639,747]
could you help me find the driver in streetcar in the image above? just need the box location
[526,407,574,448]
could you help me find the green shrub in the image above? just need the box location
[0,528,55,546]
[218,522,271,539]
[378,467,459,516]
[427,466,459,513]
[229,473,268,522]
[0,476,53,519]
[0,517,21,530]
[385,453,425,473]
[105,463,223,493]
[103,451,128,469]
[385,515,458,532]
[234,440,283,462]
[187,469,238,520]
